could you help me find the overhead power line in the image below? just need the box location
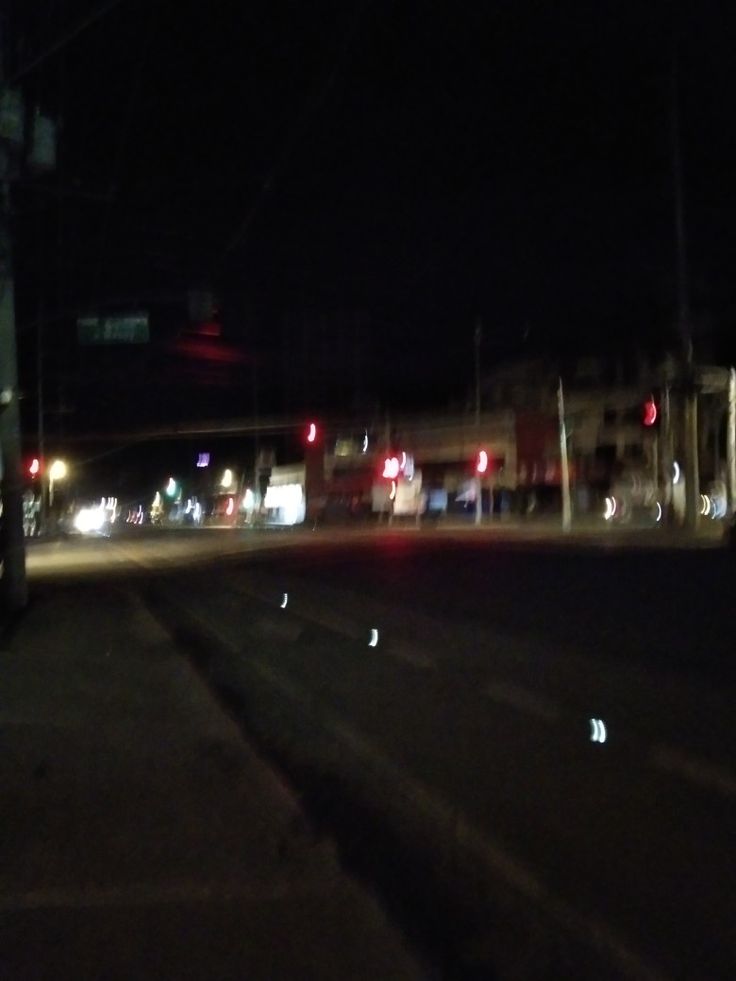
[214,0,372,273]
[9,0,127,83]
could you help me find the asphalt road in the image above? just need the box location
[22,527,736,978]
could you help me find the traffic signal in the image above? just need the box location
[28,457,40,477]
[642,396,658,427]
[476,449,489,474]
[382,456,400,479]
[306,421,318,444]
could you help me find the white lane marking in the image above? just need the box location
[485,681,560,723]
[245,584,433,667]
[649,744,736,800]
[590,718,607,744]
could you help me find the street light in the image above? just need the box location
[48,458,67,507]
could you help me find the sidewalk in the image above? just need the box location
[0,583,422,981]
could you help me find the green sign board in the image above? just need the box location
[77,314,149,345]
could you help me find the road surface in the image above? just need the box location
[20,526,736,977]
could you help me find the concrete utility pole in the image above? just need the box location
[0,14,28,611]
[0,182,27,610]
[557,377,571,532]
[671,40,699,531]
[727,367,736,517]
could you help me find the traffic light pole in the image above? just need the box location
[0,178,27,611]
[474,320,482,526]
[557,377,571,532]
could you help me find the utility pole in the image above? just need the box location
[0,15,28,611]
[727,367,736,517]
[672,39,699,531]
[0,185,27,610]
[557,377,571,532]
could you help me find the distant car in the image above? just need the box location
[69,503,111,537]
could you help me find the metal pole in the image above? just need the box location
[661,383,674,522]
[558,377,571,532]
[652,432,659,502]
[727,367,736,516]
[474,320,482,525]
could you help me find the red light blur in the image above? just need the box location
[643,399,657,426]
[476,449,488,474]
[307,422,317,443]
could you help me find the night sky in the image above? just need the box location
[9,0,736,434]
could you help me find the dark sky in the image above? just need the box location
[9,0,736,429]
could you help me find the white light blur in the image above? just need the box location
[389,480,397,501]
[603,496,617,521]
[400,451,407,472]
[263,483,305,525]
[226,496,235,516]
[74,507,105,534]
[655,501,662,522]
[589,718,607,744]
[166,477,177,497]
[221,468,233,489]
[243,488,255,510]
[280,592,288,609]
[49,459,67,481]
[362,431,369,453]
[196,452,210,468]
[193,502,202,523]
[700,494,711,517]
[673,461,681,485]
[368,628,379,648]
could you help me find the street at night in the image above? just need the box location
[3,2,736,978]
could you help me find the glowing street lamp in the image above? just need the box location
[48,458,68,506]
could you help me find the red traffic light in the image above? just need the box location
[642,397,658,427]
[382,456,400,479]
[476,449,489,474]
[29,457,40,476]
[306,422,318,444]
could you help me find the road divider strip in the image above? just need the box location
[485,681,561,723]
[649,744,736,799]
